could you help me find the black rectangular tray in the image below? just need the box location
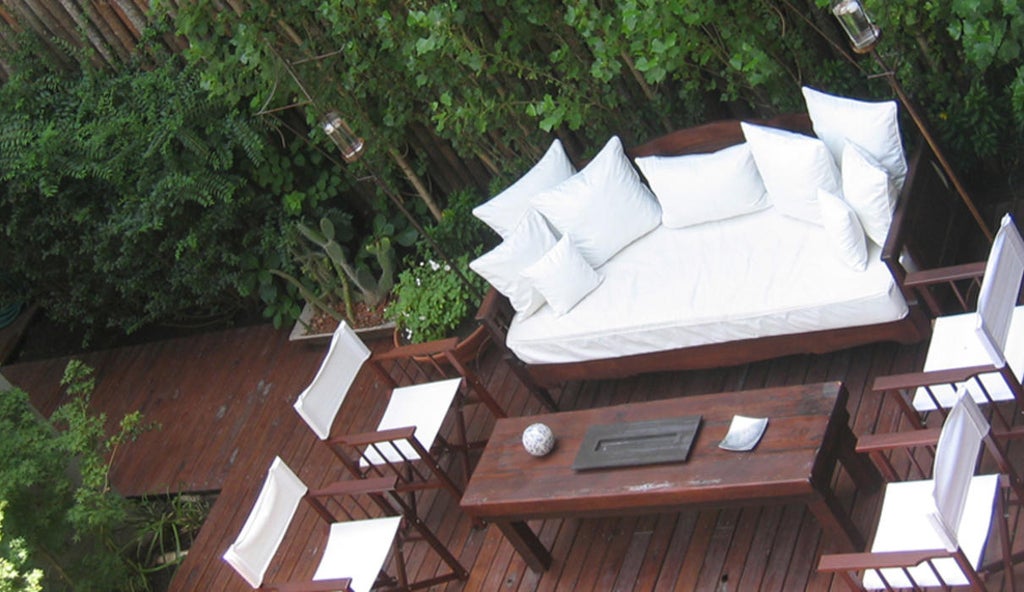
[572,415,702,470]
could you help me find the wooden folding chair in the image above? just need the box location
[818,390,1024,590]
[293,322,505,511]
[874,214,1024,431]
[223,456,466,592]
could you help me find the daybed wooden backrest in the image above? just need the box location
[626,113,813,159]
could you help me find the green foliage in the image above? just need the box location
[0,361,159,591]
[126,493,210,577]
[3,0,1024,341]
[0,504,43,592]
[386,251,486,344]
[0,38,275,335]
[386,191,488,344]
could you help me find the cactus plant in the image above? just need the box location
[273,216,395,327]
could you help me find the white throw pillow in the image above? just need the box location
[531,136,661,267]
[740,122,841,225]
[469,209,557,317]
[802,86,908,191]
[520,235,603,316]
[634,143,769,228]
[842,141,897,247]
[818,188,868,271]
[472,139,576,239]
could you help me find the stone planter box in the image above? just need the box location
[288,302,396,343]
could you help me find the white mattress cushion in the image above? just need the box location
[506,207,908,364]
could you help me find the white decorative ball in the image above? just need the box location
[522,423,555,457]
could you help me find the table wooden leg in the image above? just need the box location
[493,520,552,572]
[805,487,865,552]
[836,422,882,493]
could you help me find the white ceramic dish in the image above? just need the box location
[718,415,768,451]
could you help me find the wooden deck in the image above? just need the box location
[3,323,1023,591]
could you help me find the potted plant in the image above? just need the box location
[386,250,490,363]
[385,188,493,362]
[274,216,398,341]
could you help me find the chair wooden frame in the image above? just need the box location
[223,457,467,592]
[294,323,507,512]
[874,214,1024,431]
[818,393,1024,590]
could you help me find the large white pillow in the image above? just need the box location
[472,139,576,239]
[634,143,769,228]
[469,209,557,317]
[520,235,603,316]
[802,86,908,191]
[531,136,662,267]
[818,188,868,271]
[842,141,897,247]
[740,122,841,225]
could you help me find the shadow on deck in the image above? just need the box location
[3,323,1023,591]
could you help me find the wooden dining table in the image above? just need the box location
[460,381,881,572]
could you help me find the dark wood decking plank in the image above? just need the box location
[670,510,719,588]
[610,515,658,591]
[628,512,682,592]
[694,508,740,589]
[735,504,784,590]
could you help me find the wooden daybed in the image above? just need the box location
[476,113,973,389]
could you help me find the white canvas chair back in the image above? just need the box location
[927,388,989,551]
[223,457,307,588]
[294,321,371,439]
[975,214,1024,369]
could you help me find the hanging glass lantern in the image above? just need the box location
[320,112,365,163]
[831,0,880,53]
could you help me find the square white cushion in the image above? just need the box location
[802,86,908,190]
[531,136,662,267]
[818,189,868,271]
[741,122,841,225]
[842,141,897,247]
[634,143,769,228]
[521,235,603,316]
[469,209,557,316]
[472,139,576,239]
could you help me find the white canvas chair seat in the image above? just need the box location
[313,516,402,592]
[912,306,1024,411]
[863,474,1000,588]
[359,378,462,467]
